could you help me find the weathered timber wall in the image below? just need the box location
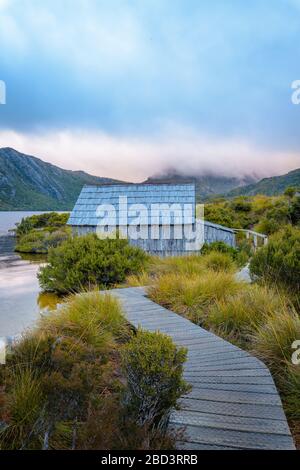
[72,219,235,256]
[204,220,236,247]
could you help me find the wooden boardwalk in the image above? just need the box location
[110,287,295,450]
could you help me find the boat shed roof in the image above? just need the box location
[67,182,196,226]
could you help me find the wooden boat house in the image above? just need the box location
[68,182,235,256]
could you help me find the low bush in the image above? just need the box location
[201,241,250,267]
[15,212,71,254]
[249,226,300,297]
[38,234,149,294]
[230,198,252,212]
[15,228,71,254]
[204,204,236,227]
[201,241,239,258]
[16,213,69,237]
[121,329,190,427]
[202,251,234,272]
[290,196,300,225]
[254,217,281,235]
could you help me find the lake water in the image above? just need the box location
[0,212,59,338]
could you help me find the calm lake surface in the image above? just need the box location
[0,211,59,338]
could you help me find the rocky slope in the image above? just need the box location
[0,148,121,210]
[226,168,300,197]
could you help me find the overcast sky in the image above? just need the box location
[0,0,300,181]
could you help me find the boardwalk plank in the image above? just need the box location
[187,382,277,394]
[183,375,275,385]
[170,410,291,435]
[108,287,295,450]
[180,397,287,420]
[185,387,281,405]
[172,424,295,450]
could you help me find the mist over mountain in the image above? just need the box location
[145,170,258,201]
[0,148,298,210]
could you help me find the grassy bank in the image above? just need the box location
[0,291,189,450]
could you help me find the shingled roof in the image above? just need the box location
[67,182,196,226]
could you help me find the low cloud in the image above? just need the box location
[0,128,299,181]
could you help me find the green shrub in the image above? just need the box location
[249,226,300,296]
[202,240,251,267]
[15,228,71,254]
[15,212,71,254]
[284,187,297,198]
[254,217,281,235]
[230,198,252,212]
[121,329,190,427]
[16,213,69,236]
[38,234,149,294]
[290,196,300,226]
[204,205,235,227]
[202,251,235,272]
[235,249,250,267]
[201,241,239,258]
[15,230,47,253]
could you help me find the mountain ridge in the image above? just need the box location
[0,148,299,210]
[226,168,300,197]
[0,147,122,210]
